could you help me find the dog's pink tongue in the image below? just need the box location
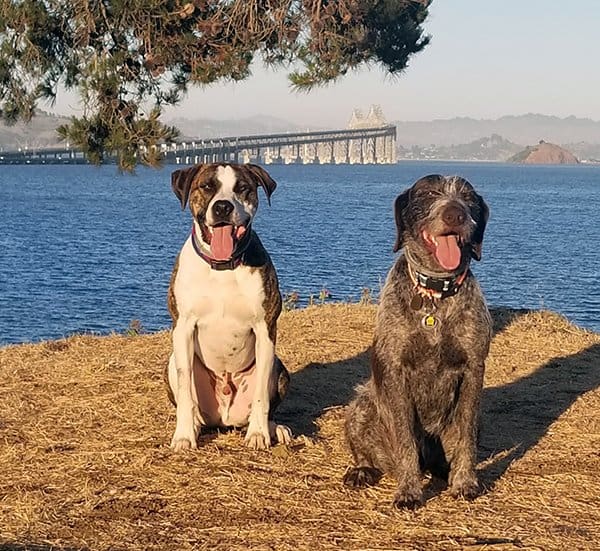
[435,235,461,271]
[210,225,234,260]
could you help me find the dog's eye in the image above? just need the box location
[200,181,215,192]
[237,183,252,194]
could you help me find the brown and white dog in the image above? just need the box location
[165,162,292,451]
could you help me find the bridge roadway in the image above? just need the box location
[0,125,396,165]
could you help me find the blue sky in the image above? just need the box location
[52,1,600,126]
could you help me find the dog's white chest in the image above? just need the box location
[174,239,265,373]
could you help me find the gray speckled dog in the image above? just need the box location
[344,174,491,509]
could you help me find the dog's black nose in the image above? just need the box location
[212,200,234,219]
[442,204,466,227]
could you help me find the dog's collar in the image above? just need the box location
[409,266,468,299]
[405,250,469,300]
[191,224,252,271]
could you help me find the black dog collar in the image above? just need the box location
[412,268,468,299]
[191,224,252,271]
[404,247,470,300]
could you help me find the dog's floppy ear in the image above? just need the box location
[171,165,202,210]
[393,189,410,253]
[245,164,277,205]
[471,193,489,261]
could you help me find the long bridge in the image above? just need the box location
[0,125,396,166]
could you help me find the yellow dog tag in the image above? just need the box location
[421,314,437,329]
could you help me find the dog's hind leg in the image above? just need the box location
[343,386,383,488]
[268,356,292,444]
[268,356,290,413]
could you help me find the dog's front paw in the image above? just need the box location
[246,413,272,450]
[449,472,481,500]
[245,429,271,450]
[392,483,424,510]
[170,425,199,451]
[343,466,382,488]
[170,403,202,451]
[170,437,197,451]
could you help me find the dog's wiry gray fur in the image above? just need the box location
[344,174,491,508]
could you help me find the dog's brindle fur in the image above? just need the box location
[165,162,290,451]
[344,174,491,508]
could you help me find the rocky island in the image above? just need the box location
[509,140,580,164]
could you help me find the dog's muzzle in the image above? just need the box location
[195,205,249,264]
[421,202,472,272]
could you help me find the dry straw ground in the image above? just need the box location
[1,305,600,550]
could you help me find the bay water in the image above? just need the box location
[0,161,598,344]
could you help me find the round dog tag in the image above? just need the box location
[421,314,437,329]
[410,295,423,311]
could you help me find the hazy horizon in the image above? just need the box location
[47,1,600,127]
[163,111,600,125]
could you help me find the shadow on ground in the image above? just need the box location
[489,307,531,336]
[479,342,600,487]
[278,307,530,439]
[278,349,370,436]
[279,308,600,497]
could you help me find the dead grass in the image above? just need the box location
[1,304,599,550]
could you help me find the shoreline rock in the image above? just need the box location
[509,140,579,164]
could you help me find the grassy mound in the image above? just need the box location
[1,305,599,550]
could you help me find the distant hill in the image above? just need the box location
[167,112,600,146]
[167,114,305,140]
[0,111,69,150]
[508,141,579,164]
[393,113,600,148]
[3,111,600,163]
[401,134,523,162]
[563,141,600,162]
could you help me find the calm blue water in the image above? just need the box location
[0,162,598,344]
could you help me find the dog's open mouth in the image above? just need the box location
[201,223,247,261]
[423,231,463,271]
